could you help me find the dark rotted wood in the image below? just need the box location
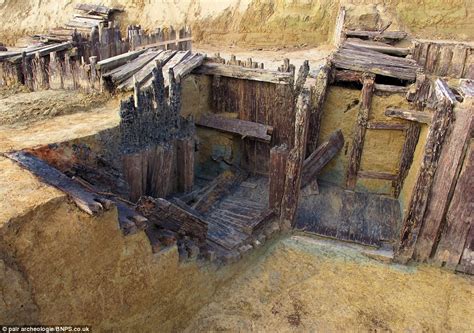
[357,170,398,181]
[193,61,294,85]
[294,60,310,98]
[269,144,289,213]
[394,122,421,198]
[207,219,249,250]
[138,197,207,244]
[306,63,332,155]
[385,108,433,124]
[280,83,311,229]
[433,142,473,269]
[208,205,274,235]
[196,113,273,143]
[7,152,108,215]
[344,30,407,41]
[414,109,472,261]
[346,73,375,189]
[457,224,474,275]
[406,73,432,110]
[176,137,195,193]
[192,169,248,214]
[366,122,409,130]
[301,129,344,187]
[425,43,440,74]
[333,69,363,83]
[122,152,144,203]
[396,79,456,263]
[116,201,148,236]
[333,43,419,81]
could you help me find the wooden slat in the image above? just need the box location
[358,170,398,181]
[103,51,160,84]
[269,145,289,213]
[196,113,273,142]
[346,38,410,56]
[96,49,146,71]
[193,61,294,85]
[173,53,205,82]
[385,108,433,124]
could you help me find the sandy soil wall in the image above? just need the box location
[0,0,472,47]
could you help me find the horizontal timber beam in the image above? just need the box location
[366,122,409,130]
[385,108,433,124]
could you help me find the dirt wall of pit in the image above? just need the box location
[0,156,249,330]
[0,0,473,47]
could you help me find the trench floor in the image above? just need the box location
[185,235,474,332]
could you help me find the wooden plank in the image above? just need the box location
[433,142,473,269]
[414,109,472,261]
[358,170,398,181]
[301,129,344,187]
[374,83,409,94]
[269,144,289,213]
[75,3,123,15]
[193,61,294,85]
[173,53,205,82]
[196,113,273,142]
[333,69,363,82]
[116,50,163,89]
[103,50,160,84]
[346,38,410,56]
[137,37,193,50]
[176,137,195,193]
[385,108,433,124]
[280,82,311,229]
[207,219,249,250]
[333,6,346,47]
[8,42,73,63]
[345,30,407,40]
[96,49,146,71]
[396,79,455,263]
[457,224,474,275]
[346,74,375,189]
[7,152,106,215]
[131,50,178,90]
[366,122,409,130]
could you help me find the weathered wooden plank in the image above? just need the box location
[173,53,205,82]
[75,3,123,15]
[414,109,472,261]
[269,144,289,213]
[366,122,409,130]
[280,82,311,229]
[103,50,160,84]
[358,170,398,181]
[333,6,346,46]
[96,49,146,71]
[374,83,409,94]
[116,50,164,90]
[385,108,433,124]
[193,61,294,85]
[7,152,106,215]
[346,74,375,189]
[196,113,273,142]
[345,30,407,41]
[176,137,195,193]
[346,38,410,56]
[396,79,455,263]
[433,141,473,269]
[457,224,474,275]
[207,219,249,250]
[301,129,344,187]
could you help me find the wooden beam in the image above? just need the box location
[103,51,160,85]
[96,49,146,72]
[346,38,410,56]
[333,69,363,82]
[345,30,407,40]
[374,83,409,94]
[358,170,398,181]
[173,53,205,82]
[346,73,375,189]
[280,82,311,229]
[385,108,433,124]
[196,113,273,143]
[176,137,195,193]
[301,129,344,187]
[137,37,193,50]
[193,61,294,85]
[396,79,455,263]
[269,144,289,213]
[394,122,421,198]
[8,42,73,63]
[414,109,473,262]
[366,122,409,130]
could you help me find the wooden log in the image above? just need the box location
[433,142,473,269]
[176,137,195,193]
[346,73,375,189]
[196,113,273,143]
[301,129,344,187]
[394,122,421,198]
[385,108,433,124]
[414,109,473,262]
[333,69,363,82]
[7,152,107,215]
[374,83,409,94]
[396,79,455,263]
[280,82,311,229]
[269,144,289,213]
[96,49,146,72]
[346,38,410,56]
[193,61,294,85]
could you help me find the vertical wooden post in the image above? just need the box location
[396,79,456,263]
[346,73,375,189]
[280,84,311,229]
[89,56,98,90]
[394,122,421,198]
[177,137,195,193]
[269,144,289,214]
